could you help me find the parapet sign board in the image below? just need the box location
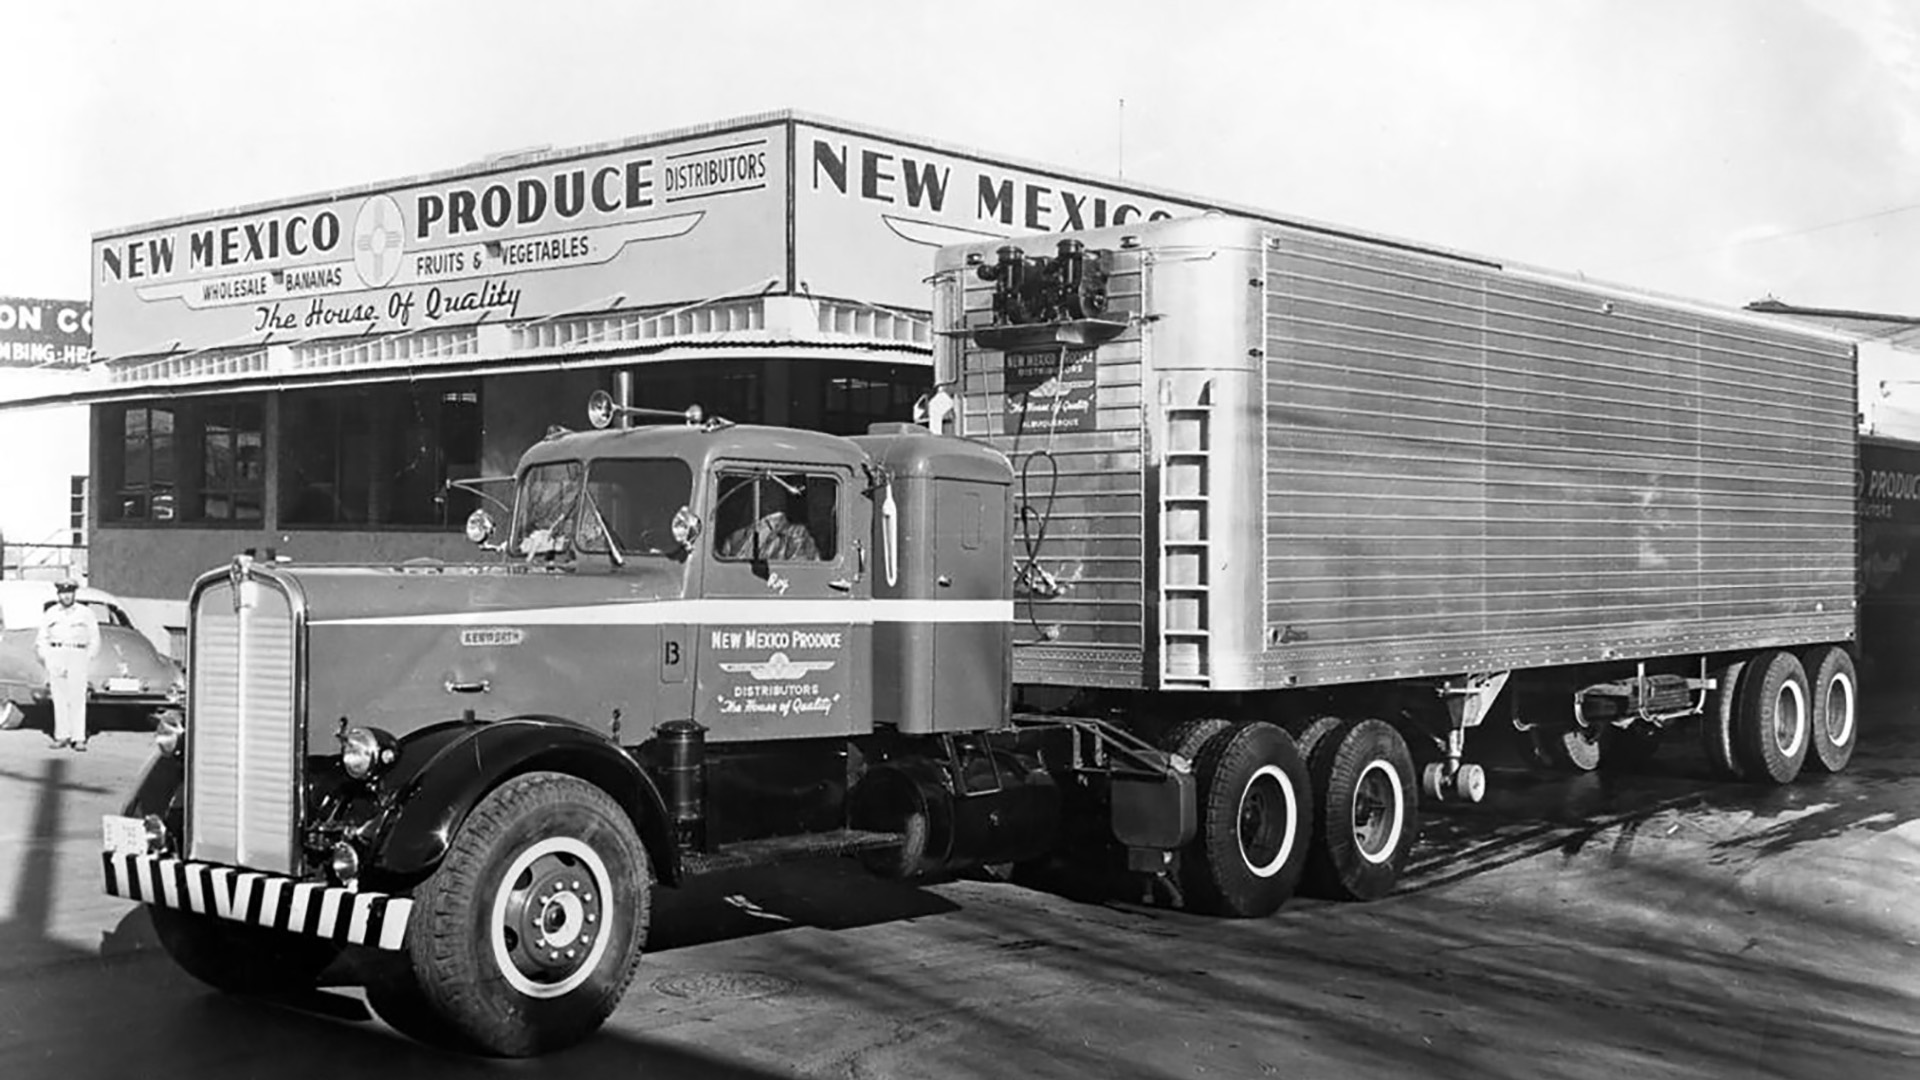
[0,298,90,368]
[90,114,1221,359]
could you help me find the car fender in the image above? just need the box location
[369,717,680,885]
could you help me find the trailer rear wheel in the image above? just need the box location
[1302,719,1417,901]
[382,772,651,1057]
[1800,645,1858,774]
[1699,659,1748,781]
[1527,725,1601,772]
[1733,650,1810,785]
[1180,722,1312,918]
[1597,723,1663,773]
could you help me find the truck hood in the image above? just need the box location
[277,561,690,623]
[212,560,694,747]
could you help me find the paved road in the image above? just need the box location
[2,698,1919,1080]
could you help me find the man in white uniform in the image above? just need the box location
[36,579,98,751]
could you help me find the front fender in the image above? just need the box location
[122,749,185,820]
[368,717,679,886]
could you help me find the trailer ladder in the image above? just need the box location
[1159,380,1214,689]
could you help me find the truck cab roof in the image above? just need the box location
[518,422,872,474]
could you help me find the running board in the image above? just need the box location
[681,828,903,877]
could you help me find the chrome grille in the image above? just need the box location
[188,578,299,873]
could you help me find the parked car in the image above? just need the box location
[0,580,184,724]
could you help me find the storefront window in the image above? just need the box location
[198,400,264,521]
[279,381,483,528]
[114,405,176,521]
[103,398,262,524]
[819,365,926,434]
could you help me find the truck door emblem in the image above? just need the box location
[718,652,836,680]
[766,572,791,595]
[460,627,527,647]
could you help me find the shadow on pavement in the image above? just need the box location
[2,688,1918,1078]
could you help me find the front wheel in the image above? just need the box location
[379,772,652,1057]
[1180,722,1313,918]
[150,906,341,996]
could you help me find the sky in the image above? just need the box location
[2,0,1918,314]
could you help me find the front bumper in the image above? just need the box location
[101,832,413,951]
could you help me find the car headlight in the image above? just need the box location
[338,725,396,780]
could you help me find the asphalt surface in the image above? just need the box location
[2,697,1919,1080]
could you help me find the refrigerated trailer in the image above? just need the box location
[100,214,1859,1056]
[933,214,1858,789]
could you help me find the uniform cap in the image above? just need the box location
[54,578,78,593]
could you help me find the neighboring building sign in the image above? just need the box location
[92,113,1231,361]
[0,298,91,368]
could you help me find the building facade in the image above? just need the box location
[73,111,1227,644]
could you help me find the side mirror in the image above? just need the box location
[465,508,496,545]
[671,506,702,549]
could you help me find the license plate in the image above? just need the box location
[104,677,142,693]
[102,815,149,856]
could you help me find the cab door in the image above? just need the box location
[693,462,867,741]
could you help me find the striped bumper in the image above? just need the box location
[102,851,414,951]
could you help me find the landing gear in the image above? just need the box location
[1420,761,1486,802]
[1426,672,1507,804]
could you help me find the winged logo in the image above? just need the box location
[718,652,837,681]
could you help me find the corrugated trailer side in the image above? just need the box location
[1252,227,1856,689]
[938,215,1855,695]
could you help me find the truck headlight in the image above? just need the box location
[339,726,396,780]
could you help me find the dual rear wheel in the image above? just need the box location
[1172,716,1418,916]
[1704,646,1856,784]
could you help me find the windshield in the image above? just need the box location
[576,458,694,558]
[512,461,585,559]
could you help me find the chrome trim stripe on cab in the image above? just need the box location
[310,598,1015,627]
[102,850,413,951]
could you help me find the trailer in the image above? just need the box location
[98,215,1859,1057]
[933,214,1858,788]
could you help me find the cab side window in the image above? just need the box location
[712,471,838,563]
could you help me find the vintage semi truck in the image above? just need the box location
[100,215,1859,1056]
